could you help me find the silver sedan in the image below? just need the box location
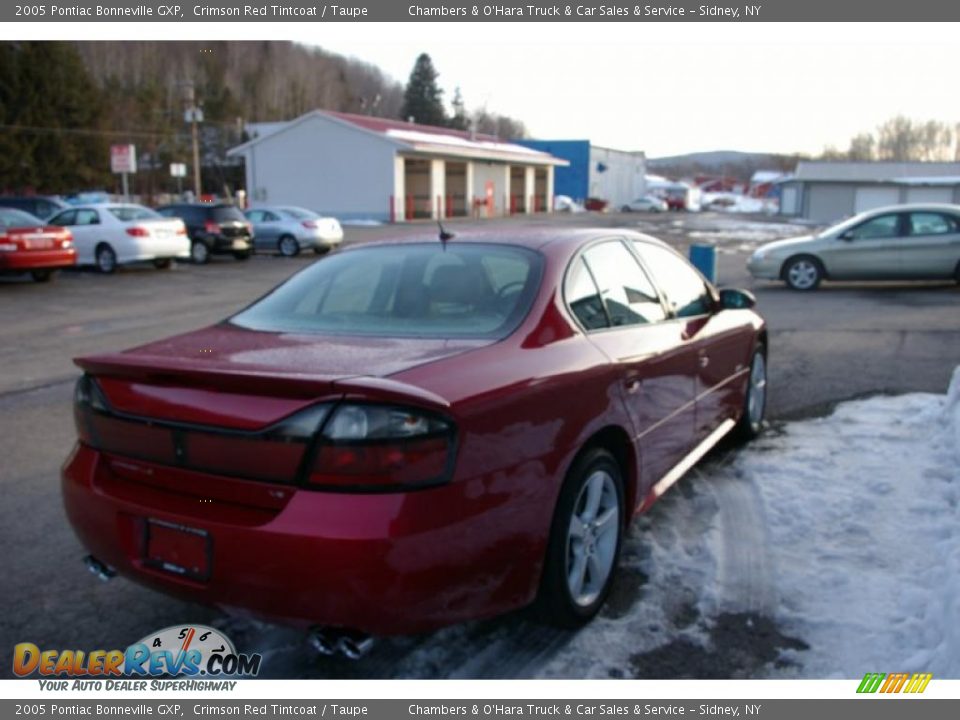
[748,203,960,290]
[244,206,344,257]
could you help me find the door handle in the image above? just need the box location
[624,378,642,394]
[699,355,710,368]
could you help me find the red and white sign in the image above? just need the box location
[110,144,137,174]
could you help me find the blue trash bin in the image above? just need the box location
[689,244,717,284]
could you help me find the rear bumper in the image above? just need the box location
[208,235,253,253]
[62,444,546,635]
[0,248,76,271]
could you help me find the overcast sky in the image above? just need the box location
[307,23,960,158]
[18,21,960,159]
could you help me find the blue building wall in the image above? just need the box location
[516,139,590,201]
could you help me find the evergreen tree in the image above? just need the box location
[400,53,446,127]
[449,86,469,131]
[0,42,110,193]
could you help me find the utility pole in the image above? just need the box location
[184,83,203,198]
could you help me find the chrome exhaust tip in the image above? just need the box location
[83,555,116,582]
[307,628,337,656]
[337,631,375,660]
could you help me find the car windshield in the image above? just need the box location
[279,207,317,220]
[230,243,543,339]
[0,208,43,228]
[107,206,161,222]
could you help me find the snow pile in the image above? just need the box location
[541,372,960,678]
[702,192,779,214]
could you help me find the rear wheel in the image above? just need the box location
[782,255,823,291]
[95,244,117,274]
[30,269,57,283]
[191,240,210,265]
[278,235,300,257]
[153,258,172,270]
[538,448,624,627]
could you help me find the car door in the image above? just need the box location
[633,240,753,445]
[256,210,283,250]
[568,239,696,495]
[818,212,905,279]
[901,210,960,278]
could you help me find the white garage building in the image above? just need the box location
[227,111,567,222]
[778,161,960,223]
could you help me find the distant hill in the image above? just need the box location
[648,150,800,181]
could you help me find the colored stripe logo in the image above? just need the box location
[857,672,932,694]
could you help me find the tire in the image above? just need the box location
[732,345,767,442]
[233,250,252,261]
[95,244,117,274]
[538,448,624,627]
[782,255,823,291]
[153,258,172,270]
[30,269,57,283]
[190,240,211,265]
[278,235,300,257]
[620,205,632,213]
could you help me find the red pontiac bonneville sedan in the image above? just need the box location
[62,229,767,644]
[0,208,76,282]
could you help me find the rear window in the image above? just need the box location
[211,206,246,222]
[280,207,316,220]
[0,208,43,228]
[107,206,160,222]
[230,243,543,339]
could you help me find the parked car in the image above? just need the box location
[63,228,766,641]
[584,197,609,212]
[244,206,343,257]
[0,195,70,220]
[620,195,668,213]
[0,207,76,282]
[46,204,189,274]
[156,203,254,263]
[748,203,960,290]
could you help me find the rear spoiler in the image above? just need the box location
[73,353,450,410]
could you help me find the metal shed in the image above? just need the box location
[227,111,567,222]
[779,161,960,223]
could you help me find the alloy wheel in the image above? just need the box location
[565,470,620,607]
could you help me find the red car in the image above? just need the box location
[63,229,766,645]
[0,208,76,282]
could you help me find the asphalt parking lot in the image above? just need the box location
[2,210,958,678]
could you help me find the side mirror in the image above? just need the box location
[718,288,756,310]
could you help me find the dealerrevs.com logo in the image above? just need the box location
[13,625,261,688]
[857,672,933,694]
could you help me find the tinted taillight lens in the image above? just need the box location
[204,220,220,234]
[308,404,455,490]
[125,226,149,237]
[302,220,318,229]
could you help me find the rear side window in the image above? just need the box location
[565,257,609,330]
[580,240,666,327]
[231,243,542,339]
[634,242,712,318]
[49,210,77,227]
[907,212,958,236]
[211,206,245,222]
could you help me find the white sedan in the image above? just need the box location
[620,195,668,213]
[47,204,190,273]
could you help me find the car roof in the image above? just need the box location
[339,227,672,254]
[861,203,960,214]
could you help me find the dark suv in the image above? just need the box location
[156,203,254,263]
[0,195,70,220]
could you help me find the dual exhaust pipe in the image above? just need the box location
[83,556,374,660]
[308,627,375,660]
[84,555,116,582]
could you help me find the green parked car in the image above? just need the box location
[748,204,960,290]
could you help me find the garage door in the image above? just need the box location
[905,187,953,204]
[854,187,899,214]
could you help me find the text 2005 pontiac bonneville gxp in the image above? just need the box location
[63,228,766,651]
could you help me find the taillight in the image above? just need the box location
[308,404,455,490]
[126,226,149,237]
[175,223,187,235]
[204,220,220,234]
[302,220,318,229]
[245,222,253,234]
